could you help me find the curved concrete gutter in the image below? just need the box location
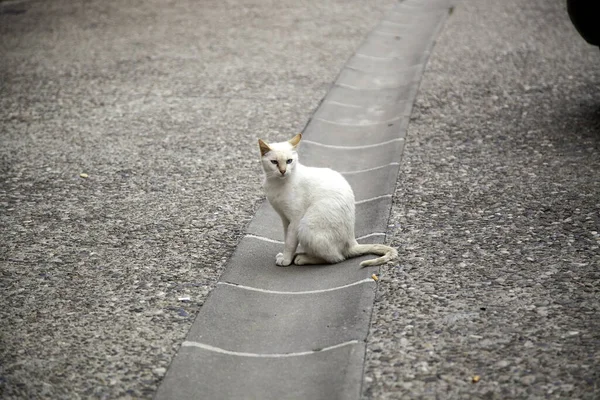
[155,1,453,398]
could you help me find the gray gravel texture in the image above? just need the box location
[0,0,396,398]
[364,0,600,399]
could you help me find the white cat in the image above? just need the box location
[258,133,398,267]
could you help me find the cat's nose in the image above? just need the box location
[279,169,286,175]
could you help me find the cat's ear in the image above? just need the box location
[258,139,271,156]
[288,133,302,149]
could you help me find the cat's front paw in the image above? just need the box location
[275,252,292,267]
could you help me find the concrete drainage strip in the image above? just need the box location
[155,1,452,399]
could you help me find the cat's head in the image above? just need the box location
[258,133,302,179]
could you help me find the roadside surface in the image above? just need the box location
[364,0,600,398]
[154,1,451,398]
[0,0,395,398]
[2,0,598,399]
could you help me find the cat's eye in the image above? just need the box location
[286,159,293,164]
[270,160,278,165]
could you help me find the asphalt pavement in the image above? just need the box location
[364,0,600,398]
[1,0,396,398]
[1,0,599,399]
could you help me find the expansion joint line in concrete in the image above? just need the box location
[245,232,387,246]
[353,53,402,60]
[377,20,409,28]
[181,340,360,358]
[340,162,400,175]
[355,232,387,240]
[314,115,402,126]
[323,100,365,109]
[344,64,421,73]
[355,194,393,205]
[303,138,404,150]
[245,234,284,244]
[334,81,409,91]
[371,29,413,37]
[217,279,375,295]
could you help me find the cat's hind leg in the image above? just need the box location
[293,253,327,266]
[297,224,345,264]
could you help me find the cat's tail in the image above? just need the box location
[345,243,398,267]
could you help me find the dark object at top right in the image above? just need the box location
[567,0,600,47]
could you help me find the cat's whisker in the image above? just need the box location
[302,138,403,150]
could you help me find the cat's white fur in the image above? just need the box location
[258,133,398,267]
